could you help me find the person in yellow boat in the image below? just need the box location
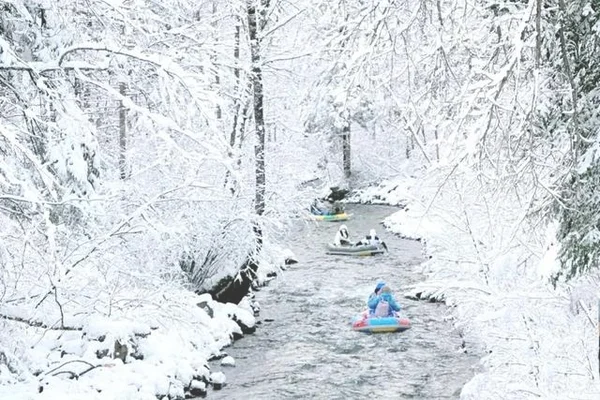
[310,199,344,216]
[331,201,344,214]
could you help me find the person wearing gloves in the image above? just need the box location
[357,229,388,251]
[333,224,351,246]
[367,283,401,317]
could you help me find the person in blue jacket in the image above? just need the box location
[367,283,401,317]
[368,282,386,305]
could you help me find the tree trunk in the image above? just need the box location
[230,24,242,148]
[535,0,542,68]
[247,0,266,220]
[213,0,266,305]
[239,96,251,152]
[248,0,265,285]
[557,0,579,157]
[342,124,351,178]
[210,256,259,304]
[225,23,243,194]
[119,82,128,180]
[212,1,222,120]
[434,127,440,161]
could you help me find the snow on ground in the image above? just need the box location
[255,243,297,285]
[382,201,444,241]
[0,240,298,399]
[0,289,255,399]
[220,356,235,367]
[345,177,414,206]
[356,176,600,400]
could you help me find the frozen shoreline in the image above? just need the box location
[0,248,291,400]
[351,177,600,400]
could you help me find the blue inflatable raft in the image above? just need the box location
[351,311,411,333]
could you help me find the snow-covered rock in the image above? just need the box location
[217,301,256,334]
[189,379,207,397]
[346,178,413,206]
[221,356,235,367]
[210,371,226,389]
[281,248,298,265]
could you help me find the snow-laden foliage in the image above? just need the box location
[0,0,314,397]
[2,0,600,398]
[379,173,600,399]
[306,0,600,397]
[544,0,600,279]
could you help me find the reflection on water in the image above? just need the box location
[209,205,478,399]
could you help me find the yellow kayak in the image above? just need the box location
[310,212,349,222]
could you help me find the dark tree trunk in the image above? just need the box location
[211,257,259,304]
[215,0,268,304]
[434,127,440,161]
[342,124,351,177]
[230,24,242,148]
[212,1,222,120]
[225,23,243,194]
[247,0,266,218]
[118,82,128,180]
[535,0,542,68]
[213,0,267,305]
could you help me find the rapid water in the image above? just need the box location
[209,204,479,399]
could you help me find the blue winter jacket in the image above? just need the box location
[367,292,401,316]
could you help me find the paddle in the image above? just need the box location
[381,241,389,252]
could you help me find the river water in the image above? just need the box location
[210,204,479,399]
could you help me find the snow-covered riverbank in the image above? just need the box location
[351,177,600,400]
[0,248,291,400]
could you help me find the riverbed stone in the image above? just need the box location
[188,380,206,397]
[210,371,226,390]
[221,356,235,367]
[326,186,349,202]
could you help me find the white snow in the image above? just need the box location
[217,302,256,330]
[382,202,443,240]
[210,371,226,385]
[221,356,236,367]
[0,289,254,399]
[359,176,600,399]
[346,178,414,206]
[2,1,600,399]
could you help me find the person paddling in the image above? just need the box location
[367,283,401,317]
[357,229,388,251]
[333,224,351,246]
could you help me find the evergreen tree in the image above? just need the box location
[549,1,600,279]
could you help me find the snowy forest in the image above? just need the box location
[1,0,599,399]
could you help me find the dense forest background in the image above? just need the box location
[1,0,599,398]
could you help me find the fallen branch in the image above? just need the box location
[1,314,81,331]
[45,360,96,377]
[578,299,596,327]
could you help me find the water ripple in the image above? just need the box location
[209,205,479,399]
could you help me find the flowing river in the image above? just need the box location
[209,204,479,399]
